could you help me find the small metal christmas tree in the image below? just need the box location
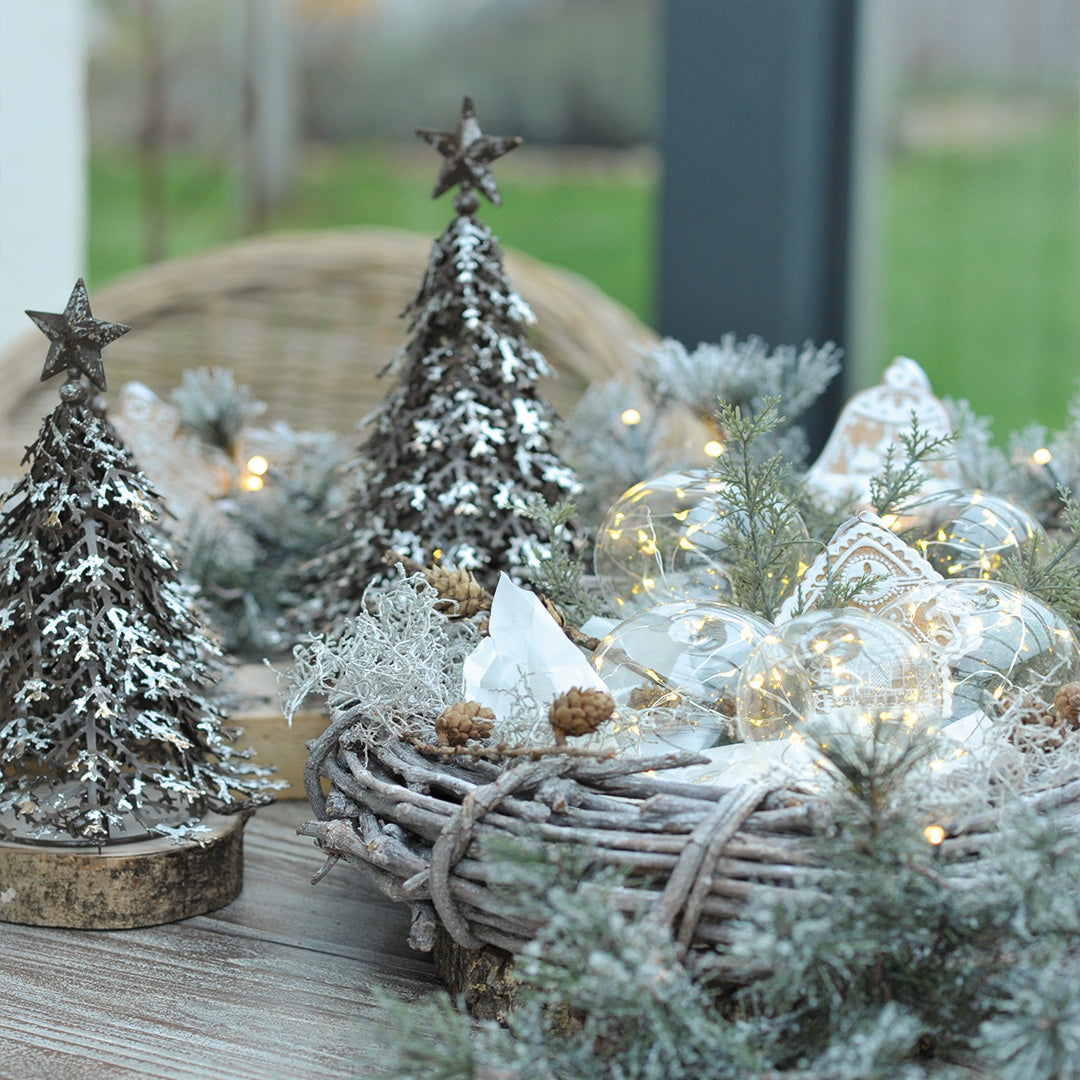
[0,280,276,848]
[306,97,580,625]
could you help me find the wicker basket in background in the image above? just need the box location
[0,226,657,471]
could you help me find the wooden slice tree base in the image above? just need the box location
[0,811,247,929]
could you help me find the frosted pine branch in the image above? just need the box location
[637,334,841,430]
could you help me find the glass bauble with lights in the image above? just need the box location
[916,491,1045,580]
[593,469,809,615]
[877,579,1080,720]
[735,608,943,753]
[590,600,773,752]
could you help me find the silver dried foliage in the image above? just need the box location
[281,569,480,742]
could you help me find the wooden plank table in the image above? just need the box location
[0,801,439,1079]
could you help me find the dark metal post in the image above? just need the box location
[658,0,858,451]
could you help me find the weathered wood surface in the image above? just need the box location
[0,812,245,930]
[0,801,438,1079]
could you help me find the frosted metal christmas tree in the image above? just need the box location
[0,279,276,847]
[306,97,580,625]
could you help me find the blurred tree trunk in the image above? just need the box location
[239,0,298,231]
[138,0,166,263]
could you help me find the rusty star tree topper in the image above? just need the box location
[26,278,131,393]
[416,96,522,206]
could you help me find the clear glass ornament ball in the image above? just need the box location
[736,608,943,747]
[917,491,1045,580]
[877,579,1080,720]
[590,600,773,752]
[593,469,809,615]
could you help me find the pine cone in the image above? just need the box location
[627,681,679,710]
[549,687,615,745]
[435,700,495,747]
[540,594,565,628]
[1007,687,1070,750]
[425,565,491,618]
[1054,682,1080,727]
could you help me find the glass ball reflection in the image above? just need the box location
[590,600,773,752]
[736,608,943,750]
[594,469,809,615]
[877,579,1080,720]
[917,491,1045,580]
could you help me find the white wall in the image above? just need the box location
[0,0,86,353]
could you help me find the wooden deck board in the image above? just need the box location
[0,801,439,1079]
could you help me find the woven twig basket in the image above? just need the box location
[298,707,1080,986]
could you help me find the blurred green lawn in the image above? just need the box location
[880,111,1079,440]
[89,112,1078,441]
[88,143,656,327]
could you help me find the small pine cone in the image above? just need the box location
[1054,682,1080,728]
[435,701,496,747]
[540,594,565,628]
[425,565,491,618]
[716,690,737,718]
[549,687,615,745]
[627,682,679,711]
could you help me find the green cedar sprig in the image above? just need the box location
[867,412,956,522]
[997,487,1080,626]
[709,398,807,622]
[517,496,600,628]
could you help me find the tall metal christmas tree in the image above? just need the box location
[306,97,580,625]
[0,279,276,847]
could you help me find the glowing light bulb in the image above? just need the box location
[1033,447,1052,465]
[621,408,642,426]
[246,455,269,476]
[703,440,724,458]
[242,474,264,492]
[923,824,946,846]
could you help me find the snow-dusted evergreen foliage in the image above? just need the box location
[304,99,579,626]
[181,423,348,658]
[563,335,841,523]
[638,334,841,432]
[560,380,687,527]
[0,283,276,844]
[945,386,1080,535]
[380,722,1080,1080]
[171,365,266,457]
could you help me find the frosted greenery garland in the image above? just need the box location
[638,335,841,434]
[371,721,1080,1080]
[171,365,266,457]
[180,423,348,657]
[559,379,685,527]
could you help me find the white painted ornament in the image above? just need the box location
[804,357,957,504]
[777,511,944,622]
